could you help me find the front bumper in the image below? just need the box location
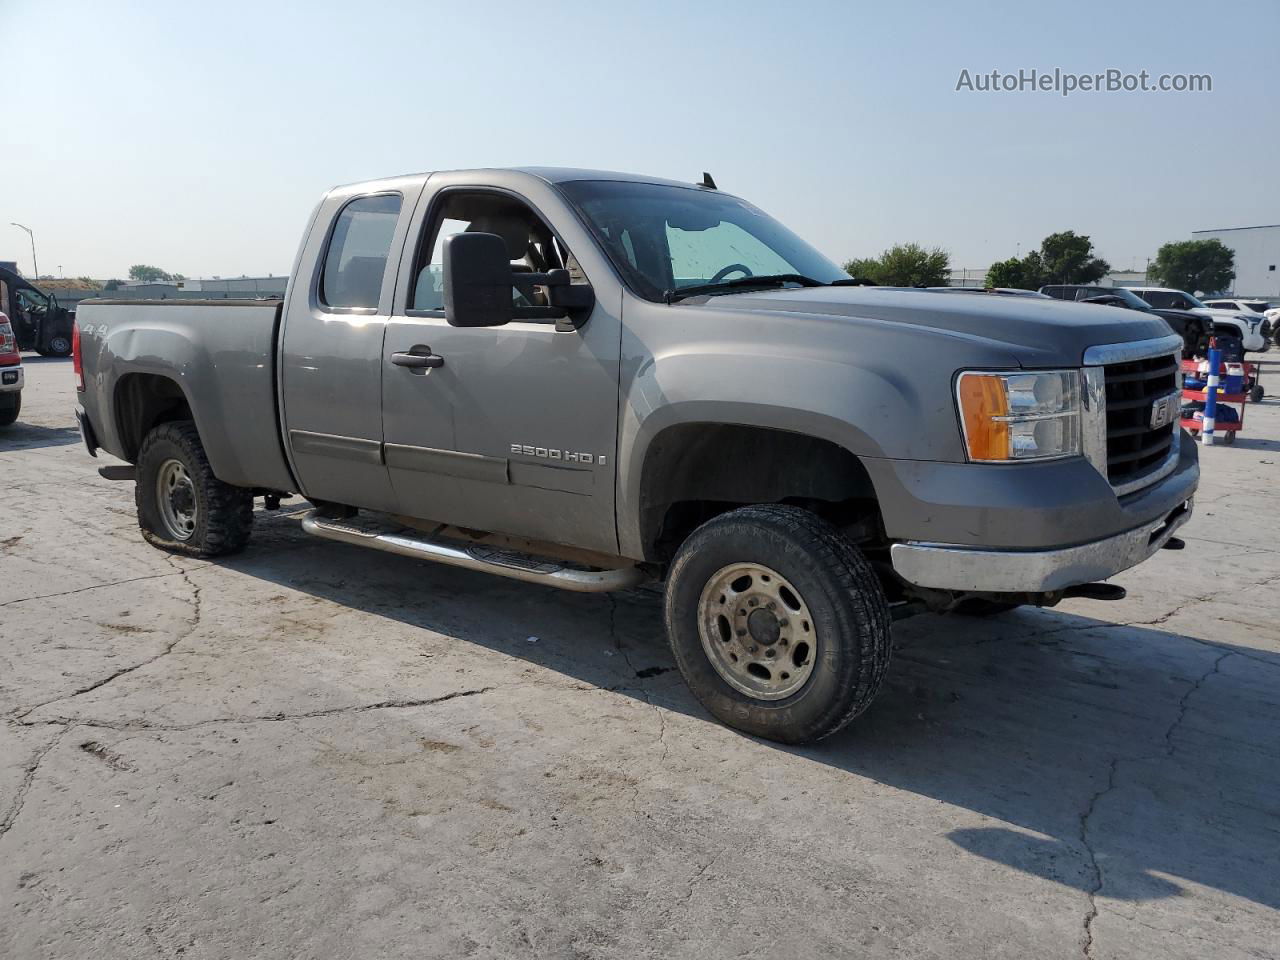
[0,365,22,393]
[890,497,1193,592]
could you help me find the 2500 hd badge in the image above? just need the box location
[511,443,608,466]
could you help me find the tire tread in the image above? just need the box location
[136,420,253,557]
[665,504,892,743]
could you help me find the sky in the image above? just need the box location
[2,0,1277,280]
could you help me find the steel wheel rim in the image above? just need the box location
[156,458,197,541]
[696,562,818,701]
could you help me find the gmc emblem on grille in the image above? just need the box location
[1149,393,1178,430]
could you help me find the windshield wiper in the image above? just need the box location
[664,273,826,303]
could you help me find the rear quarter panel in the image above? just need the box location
[77,300,295,491]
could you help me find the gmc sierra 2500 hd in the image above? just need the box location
[73,168,1198,743]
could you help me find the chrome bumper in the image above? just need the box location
[890,498,1193,593]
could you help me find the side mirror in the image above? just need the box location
[443,232,514,328]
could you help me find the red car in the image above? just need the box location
[0,310,24,426]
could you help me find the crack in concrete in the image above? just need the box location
[607,594,671,766]
[13,562,205,721]
[1076,648,1235,958]
[1078,755,1118,959]
[1163,651,1232,756]
[0,570,184,608]
[18,687,496,734]
[0,727,69,843]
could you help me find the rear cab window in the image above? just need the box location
[319,194,403,311]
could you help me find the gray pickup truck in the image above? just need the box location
[74,167,1197,743]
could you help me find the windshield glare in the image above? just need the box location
[558,180,848,301]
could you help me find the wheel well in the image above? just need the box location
[1213,323,1242,338]
[114,374,194,462]
[639,423,881,561]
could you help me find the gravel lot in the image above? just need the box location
[2,356,1278,959]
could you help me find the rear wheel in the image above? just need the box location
[664,505,891,744]
[136,421,253,557]
[1250,384,1265,403]
[0,393,19,427]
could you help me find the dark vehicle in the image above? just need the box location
[1040,284,1210,358]
[0,265,75,356]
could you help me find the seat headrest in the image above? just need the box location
[466,211,530,261]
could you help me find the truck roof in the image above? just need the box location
[331,166,712,197]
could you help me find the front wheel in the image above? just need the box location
[136,421,253,557]
[664,505,892,744]
[0,393,19,427]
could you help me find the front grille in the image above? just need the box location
[1103,352,1179,488]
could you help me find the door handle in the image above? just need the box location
[391,349,444,369]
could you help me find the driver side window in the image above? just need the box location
[410,192,572,312]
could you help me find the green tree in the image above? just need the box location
[842,257,883,283]
[843,243,950,287]
[103,279,122,291]
[1038,231,1110,284]
[1148,239,1235,295]
[985,252,1045,290]
[128,264,174,282]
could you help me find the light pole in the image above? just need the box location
[10,223,39,280]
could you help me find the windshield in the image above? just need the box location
[15,288,49,314]
[1106,287,1154,311]
[557,180,848,302]
[1141,289,1208,310]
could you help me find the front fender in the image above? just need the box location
[615,348,959,559]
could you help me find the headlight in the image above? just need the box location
[956,370,1081,461]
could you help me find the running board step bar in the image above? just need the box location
[301,511,646,593]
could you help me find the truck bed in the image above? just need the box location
[75,298,296,493]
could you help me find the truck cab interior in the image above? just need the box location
[411,193,574,311]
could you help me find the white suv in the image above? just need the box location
[1129,287,1270,352]
[1202,297,1280,346]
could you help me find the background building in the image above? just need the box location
[1190,224,1280,298]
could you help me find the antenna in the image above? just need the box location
[700,172,717,190]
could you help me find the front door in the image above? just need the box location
[381,176,622,555]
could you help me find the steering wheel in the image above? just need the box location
[710,263,754,284]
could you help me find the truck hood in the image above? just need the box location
[698,286,1174,367]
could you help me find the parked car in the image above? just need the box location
[1128,286,1270,353]
[0,265,75,356]
[1202,297,1280,347]
[72,167,1198,744]
[1039,284,1211,357]
[0,311,24,426]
